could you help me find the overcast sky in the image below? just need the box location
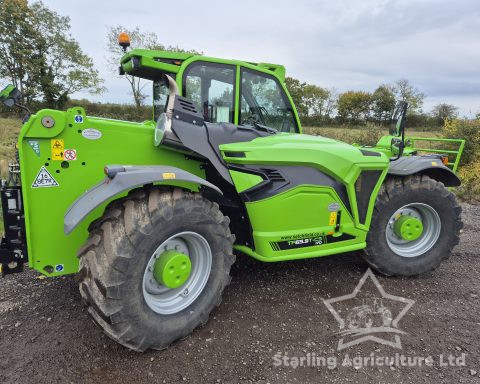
[42,0,480,116]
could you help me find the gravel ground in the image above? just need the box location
[0,203,479,384]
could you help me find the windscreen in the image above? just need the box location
[240,69,298,133]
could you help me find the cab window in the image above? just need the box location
[240,69,298,132]
[153,79,170,121]
[183,62,235,123]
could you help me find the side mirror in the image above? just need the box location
[389,101,408,137]
[0,85,22,108]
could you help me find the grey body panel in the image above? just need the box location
[388,156,461,186]
[64,165,221,234]
[170,119,270,183]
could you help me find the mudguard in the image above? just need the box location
[64,165,221,234]
[388,156,461,187]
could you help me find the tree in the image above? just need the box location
[431,103,458,122]
[107,26,200,107]
[285,77,336,121]
[337,91,372,123]
[0,0,38,103]
[371,85,396,124]
[302,84,330,117]
[285,76,307,116]
[393,78,425,112]
[323,88,338,120]
[0,0,104,108]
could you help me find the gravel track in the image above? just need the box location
[0,203,479,384]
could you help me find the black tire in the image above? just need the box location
[77,187,235,352]
[363,175,462,276]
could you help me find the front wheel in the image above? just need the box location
[363,175,462,276]
[78,188,235,351]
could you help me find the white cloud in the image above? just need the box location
[41,0,480,114]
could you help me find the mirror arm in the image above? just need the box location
[390,102,408,161]
[390,140,405,162]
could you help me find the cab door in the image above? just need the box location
[239,67,300,133]
[182,61,236,124]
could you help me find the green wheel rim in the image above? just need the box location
[153,250,192,289]
[393,215,424,241]
[385,203,441,258]
[142,231,212,315]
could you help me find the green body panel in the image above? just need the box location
[221,134,389,196]
[18,108,203,276]
[228,170,263,193]
[244,186,366,258]
[121,49,287,82]
[220,134,389,260]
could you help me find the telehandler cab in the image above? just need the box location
[0,34,464,351]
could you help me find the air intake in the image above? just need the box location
[262,169,286,182]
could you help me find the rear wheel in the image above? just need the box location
[78,188,235,351]
[363,175,462,276]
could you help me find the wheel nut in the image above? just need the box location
[182,289,189,296]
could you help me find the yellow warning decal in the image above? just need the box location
[162,172,176,179]
[431,161,438,166]
[329,212,337,226]
[51,139,64,161]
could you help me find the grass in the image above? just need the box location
[0,118,22,234]
[0,117,22,179]
[304,125,441,147]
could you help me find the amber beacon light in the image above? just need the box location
[118,32,131,52]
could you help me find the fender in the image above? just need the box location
[388,156,461,187]
[64,165,222,234]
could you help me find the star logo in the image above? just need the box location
[323,268,415,350]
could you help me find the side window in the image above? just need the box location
[183,62,235,123]
[153,79,170,121]
[240,69,298,132]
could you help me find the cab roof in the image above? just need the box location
[120,49,286,82]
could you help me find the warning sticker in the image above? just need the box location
[51,139,64,161]
[64,149,77,161]
[329,212,337,226]
[32,166,59,188]
[28,140,41,157]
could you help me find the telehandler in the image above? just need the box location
[0,34,464,351]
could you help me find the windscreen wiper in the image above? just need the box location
[253,122,277,134]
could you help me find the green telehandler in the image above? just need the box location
[0,34,464,351]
